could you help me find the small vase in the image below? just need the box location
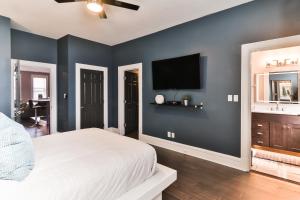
[184,100,189,106]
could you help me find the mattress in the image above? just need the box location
[0,128,157,200]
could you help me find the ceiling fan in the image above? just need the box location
[54,0,140,19]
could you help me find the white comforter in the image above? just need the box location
[0,128,157,200]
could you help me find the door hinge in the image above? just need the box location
[124,123,127,128]
[124,100,127,104]
[124,76,127,80]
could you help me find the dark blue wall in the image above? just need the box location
[57,36,69,132]
[11,29,57,64]
[65,35,113,130]
[112,0,300,157]
[0,16,11,116]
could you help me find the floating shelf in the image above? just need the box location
[150,102,204,110]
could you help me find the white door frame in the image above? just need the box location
[241,35,300,171]
[11,59,58,133]
[75,63,108,130]
[118,63,143,136]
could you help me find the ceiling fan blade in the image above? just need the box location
[99,10,107,19]
[103,0,139,11]
[54,0,84,3]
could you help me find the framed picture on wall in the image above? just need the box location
[279,80,292,101]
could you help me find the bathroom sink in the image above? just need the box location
[252,110,300,116]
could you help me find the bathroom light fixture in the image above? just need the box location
[87,0,103,13]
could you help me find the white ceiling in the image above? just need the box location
[0,0,253,46]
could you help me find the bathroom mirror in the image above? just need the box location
[256,71,300,103]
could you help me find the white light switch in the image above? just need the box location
[228,95,233,102]
[167,132,171,138]
[234,95,239,102]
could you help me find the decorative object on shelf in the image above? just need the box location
[266,58,299,68]
[155,95,165,104]
[182,95,192,106]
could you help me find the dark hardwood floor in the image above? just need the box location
[154,146,300,200]
[21,119,49,138]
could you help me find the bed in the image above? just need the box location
[0,128,176,200]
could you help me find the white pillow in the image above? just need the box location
[0,113,35,181]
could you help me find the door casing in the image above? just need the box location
[10,59,57,133]
[75,63,108,130]
[124,71,139,135]
[80,69,104,129]
[118,63,143,136]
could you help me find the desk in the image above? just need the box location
[30,99,50,132]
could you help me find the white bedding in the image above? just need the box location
[0,128,157,200]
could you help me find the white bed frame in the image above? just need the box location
[117,164,177,200]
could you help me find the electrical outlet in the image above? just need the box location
[167,132,171,138]
[171,132,175,138]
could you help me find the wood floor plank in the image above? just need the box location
[154,146,300,200]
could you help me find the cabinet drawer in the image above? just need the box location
[252,129,268,137]
[252,136,268,147]
[252,121,269,130]
[252,132,269,147]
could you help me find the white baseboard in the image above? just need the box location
[140,133,248,172]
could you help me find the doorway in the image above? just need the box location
[241,35,300,173]
[80,69,104,129]
[75,63,108,130]
[11,59,57,137]
[118,63,143,139]
[124,70,139,137]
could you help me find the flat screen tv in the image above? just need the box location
[152,53,201,90]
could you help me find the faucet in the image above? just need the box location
[276,102,280,111]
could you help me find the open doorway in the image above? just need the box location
[118,63,143,140]
[11,60,57,137]
[241,35,300,182]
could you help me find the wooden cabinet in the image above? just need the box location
[287,124,300,152]
[252,113,300,153]
[270,122,288,150]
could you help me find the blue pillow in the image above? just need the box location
[0,113,35,181]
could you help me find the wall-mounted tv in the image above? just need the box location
[152,53,201,90]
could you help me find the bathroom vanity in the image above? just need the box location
[252,112,300,153]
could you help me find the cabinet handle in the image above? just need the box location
[257,124,263,127]
[291,148,300,151]
[273,145,283,148]
[257,141,263,144]
[257,132,263,135]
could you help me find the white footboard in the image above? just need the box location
[152,193,162,200]
[117,164,177,200]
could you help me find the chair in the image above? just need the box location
[28,100,44,126]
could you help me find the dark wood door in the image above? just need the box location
[270,122,288,150]
[80,69,104,129]
[124,71,139,135]
[287,124,300,152]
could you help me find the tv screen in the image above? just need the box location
[152,53,201,90]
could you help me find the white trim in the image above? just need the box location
[11,59,57,133]
[241,35,300,172]
[75,63,108,130]
[117,164,176,200]
[140,133,246,171]
[118,63,143,135]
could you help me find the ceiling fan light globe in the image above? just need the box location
[87,0,103,13]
